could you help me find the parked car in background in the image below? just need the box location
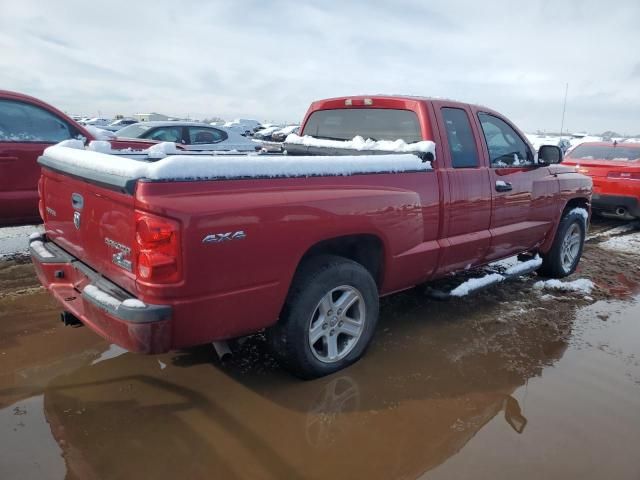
[0,90,160,226]
[223,119,262,136]
[270,125,300,143]
[31,95,591,378]
[253,125,282,141]
[0,90,95,226]
[563,141,640,219]
[114,121,259,151]
[80,117,111,127]
[100,118,138,132]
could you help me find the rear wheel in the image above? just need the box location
[268,255,379,379]
[539,209,587,278]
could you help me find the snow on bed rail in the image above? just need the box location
[42,142,432,181]
[284,134,436,155]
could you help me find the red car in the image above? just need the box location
[563,142,640,219]
[0,90,156,226]
[30,95,592,378]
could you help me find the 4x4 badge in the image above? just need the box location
[73,211,81,230]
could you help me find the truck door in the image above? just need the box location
[431,102,492,274]
[473,111,557,260]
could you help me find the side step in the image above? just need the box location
[426,256,542,300]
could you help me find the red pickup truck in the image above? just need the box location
[0,90,157,226]
[30,96,592,378]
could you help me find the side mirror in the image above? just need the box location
[538,145,563,164]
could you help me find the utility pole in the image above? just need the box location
[560,83,568,138]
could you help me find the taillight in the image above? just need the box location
[607,171,640,180]
[134,212,181,283]
[37,176,45,220]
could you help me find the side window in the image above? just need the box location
[0,99,72,143]
[441,107,479,168]
[188,127,226,145]
[144,126,183,143]
[478,113,533,167]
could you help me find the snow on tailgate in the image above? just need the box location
[42,142,433,181]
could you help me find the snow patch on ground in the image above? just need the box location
[533,278,594,294]
[599,231,640,255]
[0,225,43,258]
[587,221,639,240]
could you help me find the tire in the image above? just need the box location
[539,209,587,278]
[268,255,379,379]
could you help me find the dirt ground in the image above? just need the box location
[1,218,639,480]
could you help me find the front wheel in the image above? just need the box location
[268,255,379,379]
[539,209,587,278]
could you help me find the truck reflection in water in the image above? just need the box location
[42,289,567,480]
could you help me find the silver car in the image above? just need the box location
[115,121,258,151]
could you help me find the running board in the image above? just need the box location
[426,259,541,300]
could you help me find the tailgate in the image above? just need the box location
[42,168,138,294]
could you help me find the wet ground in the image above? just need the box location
[1,218,639,480]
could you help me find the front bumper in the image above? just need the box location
[29,236,172,353]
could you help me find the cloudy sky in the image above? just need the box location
[1,0,638,134]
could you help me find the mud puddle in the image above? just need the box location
[0,219,639,479]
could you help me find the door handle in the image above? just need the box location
[495,180,512,192]
[0,156,19,164]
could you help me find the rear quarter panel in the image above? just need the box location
[134,172,438,346]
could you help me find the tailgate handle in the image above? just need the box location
[71,193,84,210]
[495,181,513,192]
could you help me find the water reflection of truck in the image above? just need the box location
[43,288,568,479]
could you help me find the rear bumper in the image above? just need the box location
[591,193,640,217]
[29,235,172,353]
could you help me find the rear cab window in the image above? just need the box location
[441,108,479,168]
[301,108,422,143]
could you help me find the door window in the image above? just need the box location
[0,99,73,143]
[441,108,479,168]
[478,113,533,167]
[143,126,183,143]
[188,127,226,145]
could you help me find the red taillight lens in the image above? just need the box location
[608,171,640,180]
[135,212,181,283]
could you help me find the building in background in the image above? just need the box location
[133,112,170,122]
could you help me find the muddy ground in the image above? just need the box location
[1,218,639,480]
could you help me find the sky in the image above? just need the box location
[1,0,639,134]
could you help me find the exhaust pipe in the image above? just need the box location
[60,311,82,327]
[616,207,628,217]
[212,341,232,361]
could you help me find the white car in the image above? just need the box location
[115,121,258,151]
[82,117,112,127]
[223,119,262,136]
[100,118,138,132]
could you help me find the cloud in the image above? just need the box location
[0,0,638,133]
